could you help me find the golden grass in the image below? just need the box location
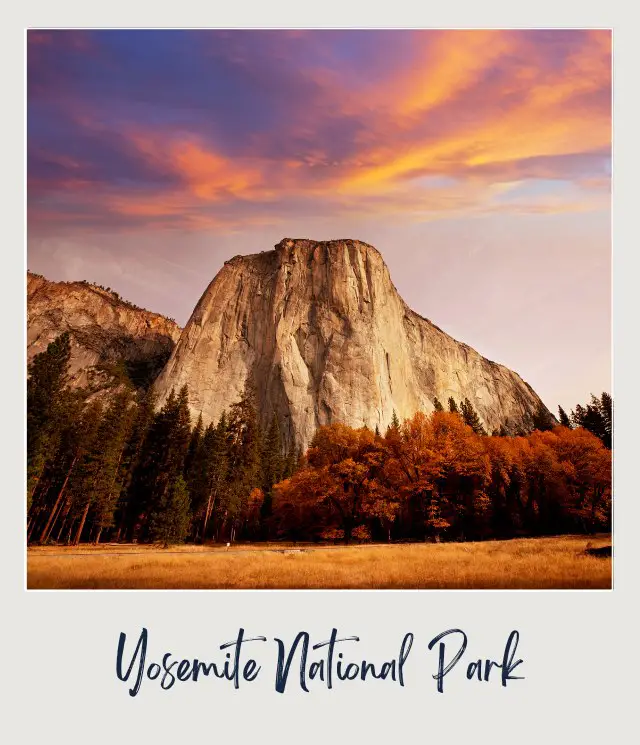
[27,535,612,590]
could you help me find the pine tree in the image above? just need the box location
[113,388,157,540]
[599,392,612,448]
[374,424,381,438]
[558,406,572,428]
[386,410,400,435]
[283,443,297,479]
[448,397,460,415]
[200,413,230,541]
[185,413,204,477]
[532,403,555,432]
[225,385,262,541]
[127,385,191,540]
[27,332,74,503]
[572,394,611,449]
[89,392,135,543]
[433,397,444,412]
[460,398,487,435]
[69,391,135,544]
[29,396,101,544]
[149,475,192,547]
[260,414,283,525]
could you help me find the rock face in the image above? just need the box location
[155,238,551,450]
[27,272,181,390]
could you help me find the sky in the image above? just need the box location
[27,29,611,413]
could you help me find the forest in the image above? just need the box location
[26,333,612,546]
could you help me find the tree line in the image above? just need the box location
[27,333,299,546]
[27,333,612,546]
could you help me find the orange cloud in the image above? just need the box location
[129,133,265,202]
[394,31,517,118]
[337,31,610,195]
[28,31,611,233]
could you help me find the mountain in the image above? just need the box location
[154,238,551,449]
[27,271,181,392]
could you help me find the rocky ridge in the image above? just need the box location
[27,271,181,391]
[154,238,551,449]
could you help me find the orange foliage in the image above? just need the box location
[272,414,612,543]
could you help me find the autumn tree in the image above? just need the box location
[277,424,386,543]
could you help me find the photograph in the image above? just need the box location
[26,28,612,590]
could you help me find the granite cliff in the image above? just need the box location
[154,238,551,449]
[27,272,181,391]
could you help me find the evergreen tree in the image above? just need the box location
[127,385,191,539]
[260,414,283,524]
[68,391,134,544]
[599,392,612,448]
[29,396,101,544]
[27,332,74,503]
[386,410,400,435]
[200,413,230,541]
[374,424,381,438]
[224,385,262,541]
[532,403,555,432]
[448,397,460,415]
[149,475,192,547]
[460,398,487,435]
[185,413,204,478]
[558,406,572,428]
[113,388,157,540]
[283,442,297,479]
[433,397,444,412]
[572,393,612,449]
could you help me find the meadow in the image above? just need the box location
[27,534,612,590]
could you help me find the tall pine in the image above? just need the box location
[460,398,487,435]
[27,332,74,505]
[558,406,572,428]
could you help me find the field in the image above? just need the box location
[27,534,612,590]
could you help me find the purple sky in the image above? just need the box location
[27,30,611,413]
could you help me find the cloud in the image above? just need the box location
[27,30,611,234]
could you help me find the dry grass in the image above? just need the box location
[27,535,612,590]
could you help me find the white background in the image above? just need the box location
[4,2,638,742]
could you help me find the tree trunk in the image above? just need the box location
[94,526,103,545]
[65,520,75,545]
[202,492,216,541]
[73,501,91,545]
[27,508,42,543]
[39,455,78,544]
[55,512,69,542]
[28,462,48,505]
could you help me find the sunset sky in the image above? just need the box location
[27,29,611,413]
